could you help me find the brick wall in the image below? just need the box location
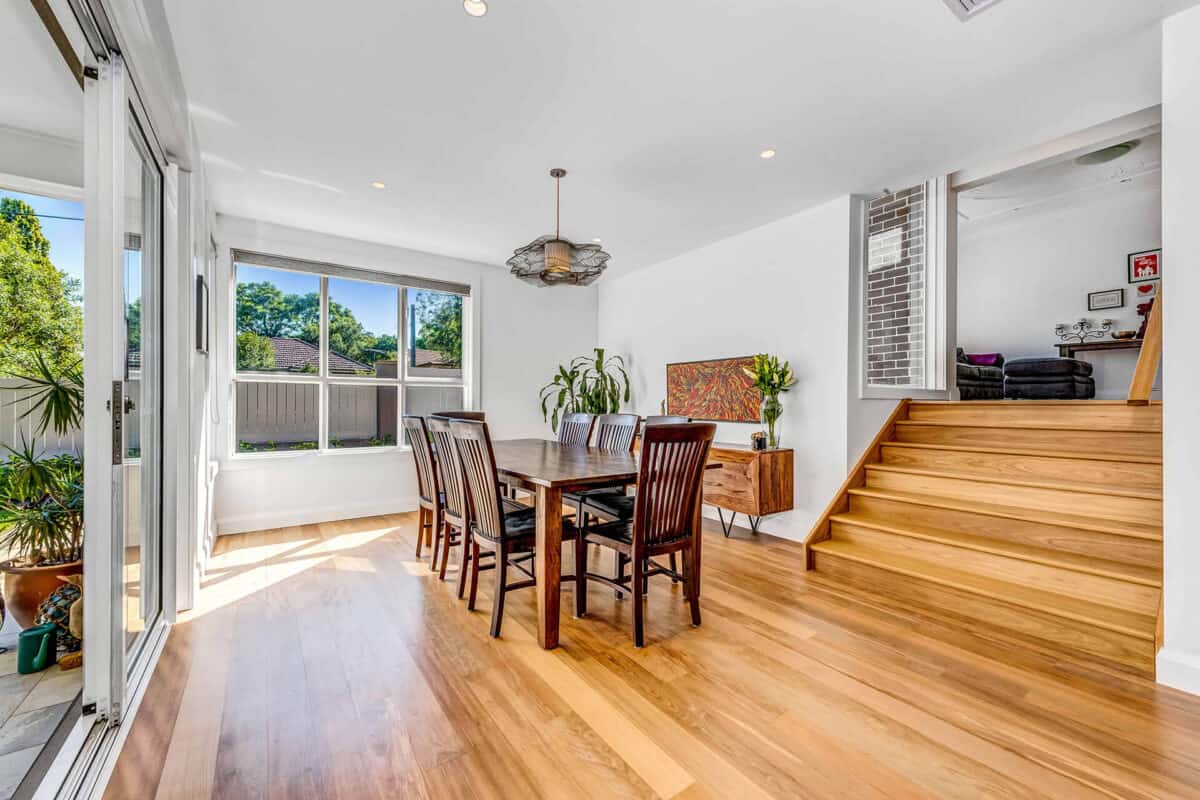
[865,185,926,386]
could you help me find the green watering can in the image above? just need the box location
[18,624,58,674]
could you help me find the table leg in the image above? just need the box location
[535,484,563,649]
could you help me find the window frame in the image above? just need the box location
[855,177,957,401]
[228,254,471,458]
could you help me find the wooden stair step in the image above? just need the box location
[906,400,1161,431]
[864,464,1161,525]
[808,540,1156,641]
[847,487,1160,540]
[829,512,1161,587]
[893,420,1161,458]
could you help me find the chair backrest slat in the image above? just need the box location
[558,412,595,446]
[644,415,691,426]
[593,413,640,452]
[402,415,439,505]
[449,419,506,542]
[633,423,715,549]
[428,416,468,525]
[434,410,485,421]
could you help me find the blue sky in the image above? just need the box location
[1,190,85,291]
[236,263,452,339]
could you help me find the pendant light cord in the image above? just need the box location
[555,174,561,240]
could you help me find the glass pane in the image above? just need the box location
[124,123,162,656]
[407,289,463,378]
[865,184,926,387]
[235,381,320,452]
[329,384,397,448]
[403,385,464,444]
[235,263,320,374]
[328,277,398,377]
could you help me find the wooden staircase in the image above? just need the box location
[807,399,1163,679]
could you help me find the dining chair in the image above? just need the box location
[451,419,575,637]
[433,410,485,421]
[557,412,595,446]
[643,415,692,426]
[575,422,715,646]
[402,415,442,565]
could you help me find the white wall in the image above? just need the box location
[958,173,1162,399]
[212,216,598,534]
[1159,5,1200,696]
[597,197,853,542]
[0,126,81,188]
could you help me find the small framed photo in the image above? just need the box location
[195,275,210,355]
[1087,288,1124,311]
[1128,249,1161,283]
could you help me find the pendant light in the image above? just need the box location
[507,169,610,287]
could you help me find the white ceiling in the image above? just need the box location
[163,0,1197,274]
[0,0,81,142]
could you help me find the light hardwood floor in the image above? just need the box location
[106,512,1200,799]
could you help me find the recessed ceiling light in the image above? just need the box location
[760,149,776,159]
[464,0,487,17]
[370,181,386,189]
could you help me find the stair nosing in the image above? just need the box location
[879,441,1163,466]
[895,419,1161,434]
[829,512,1161,588]
[846,486,1162,541]
[865,463,1162,501]
[809,541,1156,641]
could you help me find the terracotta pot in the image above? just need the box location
[1,560,83,630]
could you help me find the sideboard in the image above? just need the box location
[702,443,794,536]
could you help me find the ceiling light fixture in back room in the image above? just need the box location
[508,169,611,287]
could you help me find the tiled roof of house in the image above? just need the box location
[269,337,372,373]
[413,348,453,368]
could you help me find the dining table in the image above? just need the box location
[491,438,710,650]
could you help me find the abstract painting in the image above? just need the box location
[666,356,761,423]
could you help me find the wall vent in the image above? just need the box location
[942,0,1005,21]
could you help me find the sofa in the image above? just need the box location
[1003,357,1095,400]
[956,348,1005,400]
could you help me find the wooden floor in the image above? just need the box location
[106,512,1200,799]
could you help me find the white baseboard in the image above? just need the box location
[216,496,419,536]
[1158,647,1200,696]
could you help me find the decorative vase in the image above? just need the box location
[1,560,83,630]
[760,394,782,449]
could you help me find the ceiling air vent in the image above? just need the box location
[942,0,1005,21]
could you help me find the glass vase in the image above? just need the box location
[760,394,782,449]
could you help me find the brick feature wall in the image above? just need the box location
[865,185,926,386]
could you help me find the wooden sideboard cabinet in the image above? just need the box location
[703,443,794,536]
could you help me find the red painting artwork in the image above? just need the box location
[666,356,761,423]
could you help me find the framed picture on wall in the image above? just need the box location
[1127,249,1161,283]
[195,275,209,355]
[1087,288,1124,311]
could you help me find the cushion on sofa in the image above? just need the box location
[957,362,1003,382]
[1003,357,1093,379]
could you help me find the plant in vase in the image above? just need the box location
[539,347,630,432]
[743,353,796,449]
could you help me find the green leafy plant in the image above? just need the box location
[539,348,630,433]
[238,440,255,452]
[289,441,318,451]
[6,355,83,437]
[0,439,83,565]
[743,354,796,448]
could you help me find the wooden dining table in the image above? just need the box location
[491,438,711,650]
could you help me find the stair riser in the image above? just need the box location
[907,403,1161,430]
[865,469,1162,525]
[880,445,1161,491]
[811,552,1155,678]
[848,493,1162,569]
[895,423,1162,458]
[829,521,1159,614]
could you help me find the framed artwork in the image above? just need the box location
[195,275,209,354]
[1087,288,1124,311]
[666,356,760,423]
[1127,249,1161,283]
[1135,282,1158,302]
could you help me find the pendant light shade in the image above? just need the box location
[508,169,610,287]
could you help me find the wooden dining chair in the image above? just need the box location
[557,412,595,446]
[575,422,715,646]
[643,415,691,426]
[451,419,575,637]
[402,415,442,565]
[433,410,485,421]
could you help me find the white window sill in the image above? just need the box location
[222,445,410,470]
[859,387,951,401]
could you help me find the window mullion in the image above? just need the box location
[319,276,329,449]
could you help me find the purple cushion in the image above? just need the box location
[965,353,1002,367]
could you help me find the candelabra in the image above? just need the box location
[1055,318,1112,344]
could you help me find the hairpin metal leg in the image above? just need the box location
[748,515,761,534]
[716,508,736,537]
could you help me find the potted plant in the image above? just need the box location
[744,353,796,449]
[0,356,85,628]
[539,347,630,432]
[0,441,83,628]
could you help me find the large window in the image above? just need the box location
[860,178,950,397]
[231,253,469,453]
